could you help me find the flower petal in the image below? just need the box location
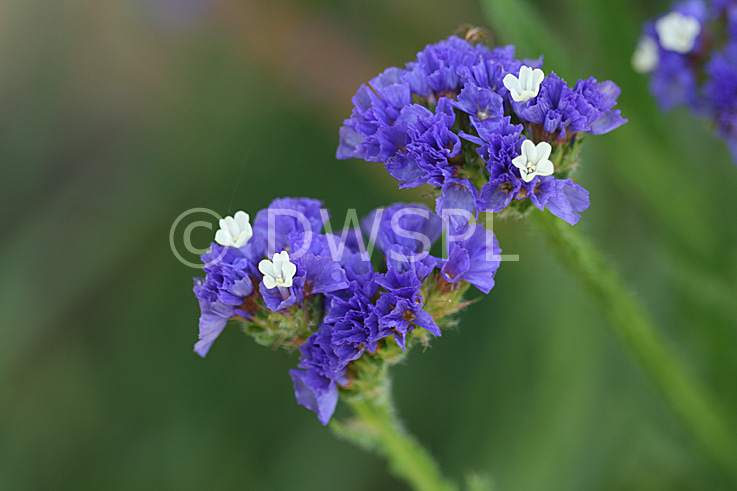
[536,141,552,162]
[214,229,230,247]
[258,259,276,278]
[535,158,554,176]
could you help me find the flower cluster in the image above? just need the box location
[634,0,737,160]
[193,197,343,357]
[192,31,627,427]
[193,198,501,424]
[337,34,626,226]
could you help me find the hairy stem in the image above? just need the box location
[529,210,737,482]
[331,379,458,491]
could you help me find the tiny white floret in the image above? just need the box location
[503,66,545,103]
[512,140,554,182]
[215,210,253,248]
[259,251,297,289]
[632,36,659,73]
[655,11,701,54]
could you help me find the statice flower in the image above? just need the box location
[193,198,336,355]
[373,267,440,350]
[193,244,255,357]
[252,197,325,255]
[192,199,503,424]
[635,0,737,162]
[259,233,349,312]
[289,324,345,425]
[291,204,448,422]
[338,31,626,225]
[362,202,442,254]
[442,225,502,294]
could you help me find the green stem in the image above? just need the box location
[529,210,737,482]
[331,380,458,491]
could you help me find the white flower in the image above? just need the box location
[214,211,253,248]
[258,251,297,289]
[632,36,659,73]
[512,140,554,182]
[656,12,701,54]
[503,66,545,103]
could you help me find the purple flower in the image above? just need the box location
[479,174,524,212]
[325,277,380,365]
[442,225,502,294]
[192,198,524,426]
[572,78,628,135]
[467,116,524,176]
[193,245,256,357]
[336,67,411,162]
[362,202,442,255]
[386,244,437,282]
[406,36,481,96]
[260,233,349,312]
[705,44,737,143]
[517,72,626,140]
[528,177,591,226]
[252,197,325,255]
[404,99,461,188]
[338,34,626,221]
[436,178,480,228]
[259,269,305,312]
[290,324,346,425]
[291,233,350,294]
[374,267,440,350]
[458,44,528,95]
[337,126,364,160]
[673,0,709,24]
[636,0,737,163]
[650,48,699,110]
[451,83,504,124]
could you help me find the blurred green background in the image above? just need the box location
[1,0,736,489]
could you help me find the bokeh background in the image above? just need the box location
[2,0,736,489]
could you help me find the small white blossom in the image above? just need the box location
[632,36,659,73]
[259,251,297,289]
[512,140,554,182]
[656,12,701,54]
[503,66,545,103]
[214,211,253,248]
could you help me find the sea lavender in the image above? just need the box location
[634,0,737,161]
[193,198,501,424]
[338,33,626,226]
[187,27,737,490]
